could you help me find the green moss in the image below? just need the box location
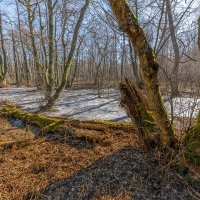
[0,140,31,149]
[41,121,65,133]
[136,102,157,133]
[175,164,189,176]
[0,107,65,133]
[175,164,199,186]
[184,122,200,165]
[124,0,139,26]
[185,175,200,186]
[91,119,130,126]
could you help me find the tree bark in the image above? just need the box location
[11,28,19,86]
[166,0,180,97]
[26,0,44,89]
[42,0,90,110]
[129,40,142,88]
[109,0,175,147]
[198,17,200,52]
[120,78,160,147]
[16,0,30,86]
[0,13,7,85]
[46,0,55,98]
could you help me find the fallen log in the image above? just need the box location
[0,107,65,133]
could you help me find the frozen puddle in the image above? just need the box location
[0,86,200,121]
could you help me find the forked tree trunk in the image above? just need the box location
[109,0,175,148]
[41,0,90,110]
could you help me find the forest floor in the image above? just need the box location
[0,113,199,200]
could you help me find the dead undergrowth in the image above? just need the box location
[0,114,199,200]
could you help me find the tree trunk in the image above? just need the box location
[120,78,160,147]
[71,38,83,86]
[184,111,200,165]
[42,0,90,110]
[11,28,19,86]
[46,0,55,99]
[109,0,175,148]
[128,40,142,88]
[166,0,180,97]
[38,3,48,85]
[16,0,30,86]
[0,13,7,85]
[198,17,200,52]
[26,0,44,89]
[120,33,125,81]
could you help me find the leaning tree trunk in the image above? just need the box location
[109,0,175,148]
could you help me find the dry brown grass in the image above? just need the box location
[0,118,34,143]
[0,117,139,200]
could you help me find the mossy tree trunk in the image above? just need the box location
[0,107,65,133]
[183,17,200,165]
[120,78,160,147]
[109,0,175,148]
[184,111,200,165]
[41,0,90,111]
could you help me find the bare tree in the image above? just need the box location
[20,0,44,89]
[16,0,30,86]
[198,16,200,51]
[166,0,180,97]
[42,0,90,110]
[0,13,7,85]
[108,0,175,148]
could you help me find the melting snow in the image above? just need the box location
[0,86,199,121]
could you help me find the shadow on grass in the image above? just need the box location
[42,130,96,150]
[39,146,197,200]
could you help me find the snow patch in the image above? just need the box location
[0,87,199,121]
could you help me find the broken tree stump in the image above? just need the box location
[119,78,159,147]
